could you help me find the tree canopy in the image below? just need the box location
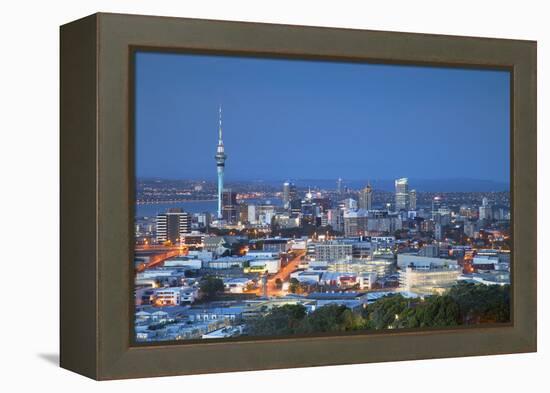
[363,283,510,330]
[199,276,224,300]
[246,283,510,336]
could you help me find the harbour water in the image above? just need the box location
[135,197,282,218]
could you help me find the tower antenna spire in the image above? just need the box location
[218,105,223,143]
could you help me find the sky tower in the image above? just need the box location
[215,106,227,219]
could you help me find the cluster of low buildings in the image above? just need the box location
[134,177,511,342]
[134,290,423,342]
[134,229,510,342]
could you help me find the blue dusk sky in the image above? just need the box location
[135,51,510,184]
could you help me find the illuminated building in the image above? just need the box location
[262,238,291,253]
[282,181,297,209]
[314,241,353,262]
[222,188,238,223]
[432,196,444,218]
[340,198,358,210]
[195,212,211,229]
[395,177,409,211]
[458,271,510,286]
[418,244,439,257]
[342,210,403,236]
[435,222,443,240]
[365,211,402,234]
[223,277,254,294]
[181,232,206,247]
[301,193,318,226]
[343,209,368,236]
[359,183,373,210]
[464,220,476,237]
[312,197,331,212]
[155,208,191,244]
[371,236,396,251]
[247,205,257,224]
[328,258,394,279]
[214,106,227,219]
[289,198,302,218]
[152,287,198,306]
[238,203,248,223]
[409,189,417,210]
[257,204,276,225]
[399,264,461,295]
[397,253,454,269]
[479,197,493,220]
[327,208,344,232]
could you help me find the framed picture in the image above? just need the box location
[60,13,537,380]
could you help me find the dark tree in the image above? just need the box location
[199,276,224,300]
[364,294,409,329]
[289,278,300,294]
[447,282,510,324]
[299,304,365,333]
[399,295,460,328]
[248,304,307,336]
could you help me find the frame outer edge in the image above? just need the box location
[60,13,100,380]
[514,41,537,351]
[89,13,537,379]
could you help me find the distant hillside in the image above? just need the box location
[267,178,510,193]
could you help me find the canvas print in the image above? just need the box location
[133,52,511,343]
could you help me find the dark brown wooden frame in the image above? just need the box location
[60,12,537,380]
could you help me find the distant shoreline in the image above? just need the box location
[136,199,216,205]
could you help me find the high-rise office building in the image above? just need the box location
[156,208,191,244]
[327,208,344,233]
[337,178,343,194]
[464,220,476,238]
[247,205,257,224]
[314,241,353,262]
[409,189,417,210]
[343,210,368,236]
[432,196,443,218]
[359,183,373,210]
[282,181,297,209]
[312,197,331,212]
[434,223,443,241]
[395,178,409,211]
[479,197,493,220]
[222,188,238,223]
[238,203,249,223]
[340,198,358,211]
[214,106,227,219]
[289,198,302,218]
[196,212,211,229]
[257,204,276,226]
[301,199,318,226]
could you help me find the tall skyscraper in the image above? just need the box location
[301,193,318,226]
[222,188,238,223]
[409,189,417,210]
[337,178,343,194]
[395,178,409,211]
[359,183,373,210]
[155,208,191,244]
[479,197,493,220]
[432,196,443,218]
[215,106,227,219]
[282,181,297,209]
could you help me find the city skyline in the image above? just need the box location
[133,50,511,343]
[135,52,510,183]
[135,176,510,193]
